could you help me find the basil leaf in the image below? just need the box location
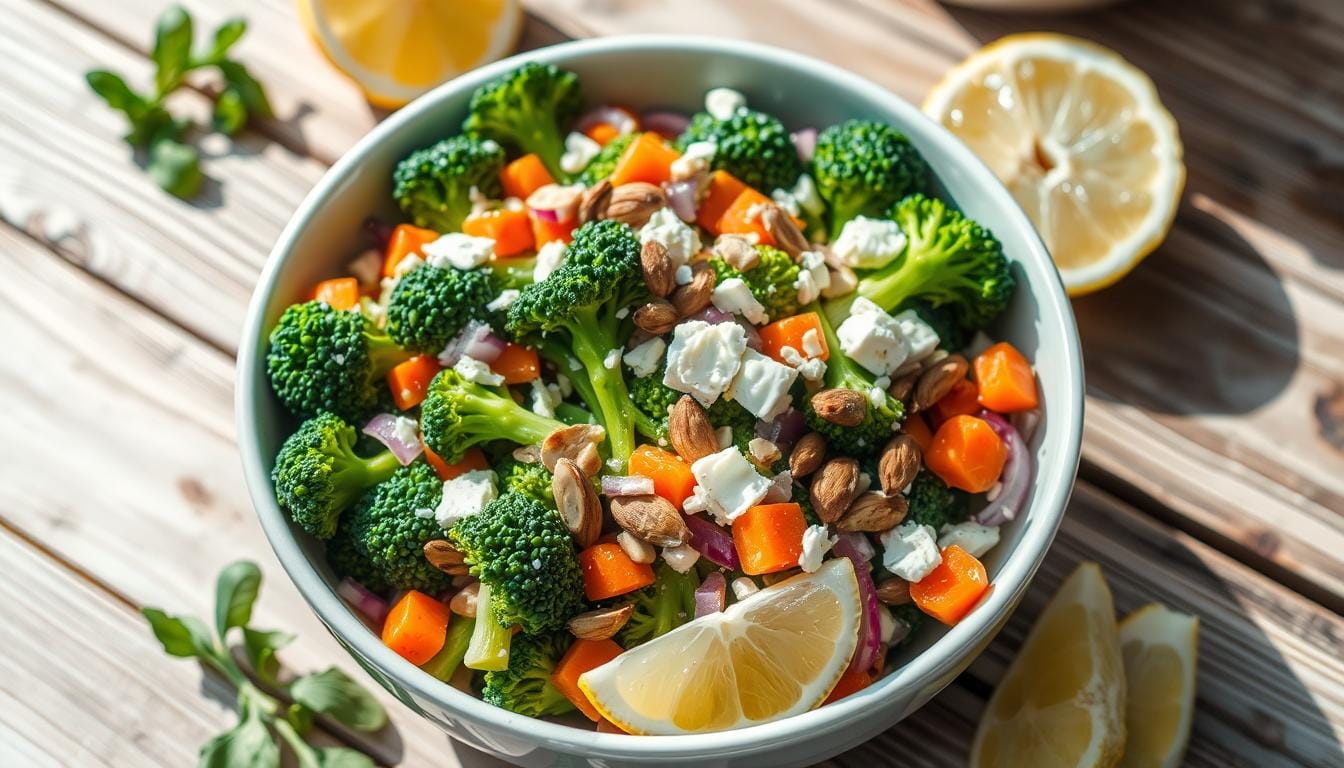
[197,709,280,768]
[242,627,294,684]
[313,747,375,768]
[151,6,195,96]
[215,560,262,638]
[213,89,248,135]
[85,70,144,116]
[217,61,272,119]
[289,668,387,732]
[148,138,202,198]
[211,19,247,60]
[142,608,216,658]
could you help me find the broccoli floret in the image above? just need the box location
[506,220,649,462]
[462,62,581,180]
[327,516,389,593]
[898,298,969,353]
[826,194,1013,332]
[498,458,554,507]
[811,120,929,240]
[420,368,567,463]
[889,603,924,651]
[577,132,637,185]
[386,265,498,353]
[905,469,969,531]
[802,304,905,456]
[627,373,756,449]
[618,561,699,648]
[393,136,506,232]
[344,462,450,592]
[267,301,413,420]
[709,245,802,322]
[676,108,802,193]
[272,412,402,539]
[481,632,576,717]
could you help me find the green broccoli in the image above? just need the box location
[326,516,389,593]
[462,62,581,180]
[618,561,699,648]
[481,632,576,717]
[421,615,475,681]
[266,300,413,420]
[393,136,506,232]
[272,412,402,539]
[905,469,969,531]
[577,131,637,185]
[498,458,554,507]
[344,462,450,593]
[627,372,757,450]
[506,220,649,462]
[386,265,498,353]
[676,108,802,193]
[802,304,905,456]
[811,120,929,240]
[889,603,924,651]
[709,244,802,322]
[824,194,1013,332]
[419,368,566,463]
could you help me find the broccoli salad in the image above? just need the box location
[266,62,1042,732]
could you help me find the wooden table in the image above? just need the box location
[2,0,1341,765]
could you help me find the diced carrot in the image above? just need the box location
[584,123,622,146]
[974,342,1039,413]
[381,590,451,665]
[696,170,748,232]
[383,224,440,277]
[929,379,980,427]
[490,343,540,384]
[910,545,989,626]
[628,445,696,510]
[823,668,875,704]
[732,503,807,576]
[387,355,443,411]
[311,277,360,310]
[902,413,934,455]
[551,638,624,721]
[578,543,656,601]
[715,188,775,243]
[529,214,575,247]
[500,154,555,200]
[424,445,488,481]
[609,132,681,187]
[463,205,534,257]
[758,312,829,364]
[925,415,1008,494]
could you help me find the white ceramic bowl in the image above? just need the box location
[237,35,1083,768]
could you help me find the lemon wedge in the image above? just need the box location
[925,34,1184,295]
[297,0,522,108]
[1116,604,1199,768]
[578,558,861,735]
[971,562,1127,768]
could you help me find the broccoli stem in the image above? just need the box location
[421,616,476,681]
[554,402,595,425]
[460,385,566,445]
[565,309,636,463]
[463,583,512,672]
[330,448,402,506]
[367,332,414,378]
[810,301,866,389]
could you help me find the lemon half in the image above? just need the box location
[1117,604,1199,768]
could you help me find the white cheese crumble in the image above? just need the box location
[731,577,759,600]
[671,140,716,181]
[486,289,520,312]
[603,348,622,370]
[770,188,801,217]
[801,328,824,359]
[705,87,747,120]
[559,131,602,175]
[793,250,831,305]
[837,297,911,376]
[880,522,943,582]
[661,543,701,573]
[423,232,495,270]
[533,240,567,282]
[392,254,424,278]
[778,345,827,382]
[892,309,940,363]
[798,525,838,573]
[615,306,630,320]
[640,207,701,268]
[764,470,793,503]
[391,416,420,449]
[454,355,504,386]
[726,348,798,420]
[711,277,769,325]
[790,174,824,217]
[747,437,779,466]
[938,522,1001,558]
[663,320,748,406]
[832,216,908,269]
[682,486,710,516]
[715,426,734,449]
[530,379,558,419]
[433,469,497,528]
[674,264,694,285]
[623,336,666,378]
[691,447,771,525]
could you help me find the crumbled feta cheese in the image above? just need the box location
[779,344,827,382]
[711,277,769,325]
[715,426,734,449]
[838,297,911,376]
[423,232,495,270]
[876,604,897,644]
[556,374,573,397]
[661,543,701,573]
[615,306,630,320]
[530,379,558,419]
[454,355,504,386]
[793,250,831,305]
[559,131,602,175]
[705,87,746,120]
[726,349,798,420]
[873,375,891,391]
[433,469,497,528]
[880,522,943,582]
[770,187,801,217]
[623,336,666,378]
[832,216,907,269]
[892,309,940,363]
[798,525,837,573]
[391,416,420,448]
[691,447,771,525]
[533,240,567,283]
[869,387,886,408]
[674,264,694,285]
[486,289,520,312]
[938,522,1001,558]
[682,487,710,515]
[731,577,760,600]
[790,174,824,217]
[640,208,701,268]
[801,328,824,359]
[671,140,716,180]
[856,472,872,495]
[414,507,435,520]
[663,320,748,405]
[468,185,493,214]
[747,437,779,466]
[392,254,424,278]
[603,348,622,370]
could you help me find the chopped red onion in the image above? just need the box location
[790,128,818,163]
[833,536,881,673]
[463,330,507,363]
[574,105,638,136]
[664,179,700,223]
[755,407,806,449]
[362,413,424,466]
[640,110,691,138]
[836,532,875,563]
[437,320,504,366]
[694,571,727,617]
[686,306,733,325]
[682,513,740,570]
[1011,408,1041,444]
[363,216,394,249]
[337,577,389,626]
[526,184,581,224]
[974,410,1031,527]
[601,475,655,497]
[347,249,383,291]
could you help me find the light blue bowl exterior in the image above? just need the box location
[237,36,1084,767]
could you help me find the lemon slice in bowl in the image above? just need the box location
[924,34,1184,295]
[297,0,522,108]
[1117,604,1199,768]
[578,558,861,735]
[971,562,1126,768]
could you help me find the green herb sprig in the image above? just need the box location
[143,560,387,768]
[85,6,272,198]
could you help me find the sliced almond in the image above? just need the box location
[577,179,612,224]
[668,395,719,462]
[879,435,922,495]
[747,437,781,467]
[423,540,470,576]
[541,423,606,475]
[632,299,679,335]
[670,263,715,317]
[640,240,675,297]
[712,234,759,271]
[567,604,634,641]
[552,458,602,548]
[789,432,827,477]
[511,444,542,464]
[617,531,657,564]
[875,577,912,606]
[760,204,809,260]
[449,581,479,617]
[809,457,861,523]
[835,491,909,533]
[821,262,858,299]
[609,494,688,547]
[810,388,868,427]
[888,370,919,403]
[913,353,969,412]
[605,182,666,227]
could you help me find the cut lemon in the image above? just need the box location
[971,562,1126,768]
[297,0,522,108]
[578,558,861,735]
[1116,604,1199,768]
[925,34,1184,295]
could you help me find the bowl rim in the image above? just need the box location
[237,34,1084,758]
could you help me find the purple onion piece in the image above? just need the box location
[363,216,394,250]
[682,513,740,570]
[686,306,733,325]
[664,179,700,223]
[694,571,727,617]
[755,407,806,449]
[437,320,500,367]
[836,532,875,563]
[601,475,656,497]
[525,184,581,225]
[974,410,1031,527]
[1010,408,1041,444]
[735,318,763,351]
[790,128,818,163]
[347,249,383,291]
[640,109,691,138]
[833,535,881,673]
[362,413,423,466]
[337,577,389,626]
